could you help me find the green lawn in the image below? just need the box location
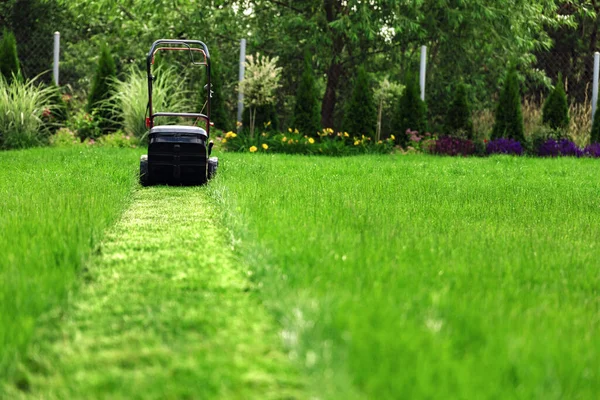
[0,148,139,382]
[2,149,599,399]
[209,153,600,399]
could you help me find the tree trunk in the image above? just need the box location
[321,61,342,129]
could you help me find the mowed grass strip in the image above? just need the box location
[6,187,303,399]
[0,147,139,383]
[210,153,600,399]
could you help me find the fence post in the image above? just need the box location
[593,52,599,126]
[237,38,246,132]
[53,32,60,86]
[420,45,427,101]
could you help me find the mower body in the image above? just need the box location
[140,39,217,186]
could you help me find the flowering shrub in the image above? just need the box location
[538,139,583,157]
[430,136,475,156]
[68,109,102,140]
[584,143,600,158]
[96,131,139,148]
[485,138,523,156]
[50,128,80,147]
[220,127,395,156]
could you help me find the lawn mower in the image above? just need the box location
[140,39,217,186]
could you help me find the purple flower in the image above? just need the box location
[486,138,523,156]
[538,139,583,157]
[584,143,600,158]
[431,136,475,156]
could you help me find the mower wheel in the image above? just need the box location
[208,157,218,180]
[140,155,149,186]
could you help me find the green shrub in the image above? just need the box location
[242,103,279,132]
[0,76,54,149]
[205,48,230,131]
[527,125,568,154]
[492,67,525,142]
[87,44,118,132]
[445,82,473,139]
[542,74,569,131]
[292,53,321,137]
[110,66,190,140]
[42,85,69,133]
[68,109,102,140]
[96,131,140,148]
[0,29,21,83]
[591,108,600,144]
[50,128,80,147]
[343,66,377,138]
[393,72,427,145]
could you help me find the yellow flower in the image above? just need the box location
[327,127,334,134]
[225,131,237,139]
[343,132,349,137]
[354,140,360,146]
[378,140,383,144]
[294,128,299,134]
[222,138,227,144]
[236,121,243,128]
[288,128,293,133]
[282,136,287,142]
[308,138,315,144]
[391,134,396,140]
[262,143,269,150]
[249,146,258,153]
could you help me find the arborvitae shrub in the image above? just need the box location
[87,44,118,132]
[394,73,427,145]
[591,108,600,144]
[542,74,569,130]
[0,29,21,83]
[343,66,377,138]
[292,53,321,137]
[492,67,524,142]
[205,48,230,131]
[445,82,473,139]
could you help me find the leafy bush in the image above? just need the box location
[110,66,190,140]
[542,74,569,131]
[591,109,600,144]
[492,67,525,142]
[0,29,21,83]
[430,136,475,156]
[68,109,102,140]
[87,44,118,132]
[445,82,473,139]
[485,138,523,156]
[50,128,79,147]
[97,131,140,148]
[292,53,321,137]
[205,48,230,131]
[393,72,427,146]
[42,86,69,133]
[0,77,54,149]
[538,139,583,157]
[343,66,377,139]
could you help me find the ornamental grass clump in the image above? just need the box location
[485,138,523,156]
[0,76,54,149]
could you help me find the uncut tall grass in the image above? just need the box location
[0,77,55,149]
[110,67,190,139]
[211,153,600,399]
[0,147,139,381]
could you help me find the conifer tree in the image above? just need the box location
[542,74,569,131]
[492,67,524,142]
[0,29,21,83]
[87,44,118,132]
[292,53,321,136]
[445,82,473,139]
[393,73,427,145]
[343,66,377,138]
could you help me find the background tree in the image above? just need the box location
[492,67,525,142]
[87,44,118,133]
[343,67,377,138]
[393,73,427,145]
[292,53,321,137]
[0,29,21,83]
[445,82,473,139]
[542,74,569,131]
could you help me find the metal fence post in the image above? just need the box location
[237,38,246,132]
[420,45,427,101]
[53,32,60,86]
[592,52,599,125]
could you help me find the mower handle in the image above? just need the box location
[146,39,211,135]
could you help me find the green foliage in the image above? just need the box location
[43,85,70,133]
[110,66,190,140]
[292,53,321,137]
[591,108,600,144]
[343,67,377,138]
[207,49,230,131]
[492,67,525,142]
[242,104,279,132]
[68,109,102,140]
[50,128,80,147]
[0,76,54,149]
[87,44,118,132]
[393,73,427,145]
[445,82,473,139]
[96,131,140,148]
[0,29,21,83]
[542,74,569,131]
